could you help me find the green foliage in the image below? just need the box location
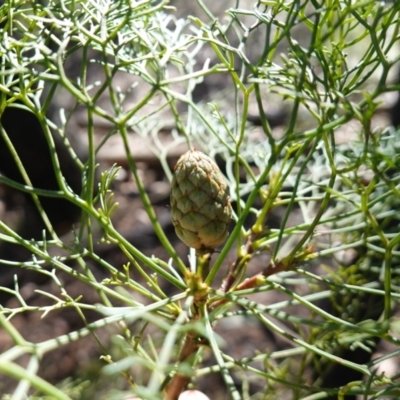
[1,0,400,399]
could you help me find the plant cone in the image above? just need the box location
[170,149,232,254]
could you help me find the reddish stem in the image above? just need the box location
[164,332,199,400]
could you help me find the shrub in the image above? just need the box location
[1,1,400,399]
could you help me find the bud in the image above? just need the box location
[170,150,232,253]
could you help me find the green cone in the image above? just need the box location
[170,149,232,253]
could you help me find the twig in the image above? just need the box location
[219,233,255,293]
[163,252,212,400]
[211,259,296,309]
[163,332,199,400]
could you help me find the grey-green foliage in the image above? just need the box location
[0,0,400,399]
